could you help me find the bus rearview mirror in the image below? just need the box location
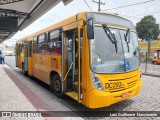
[87,21,94,39]
[84,17,94,40]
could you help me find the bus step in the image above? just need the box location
[73,81,78,92]
[65,91,78,101]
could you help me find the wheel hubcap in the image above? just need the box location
[55,80,60,91]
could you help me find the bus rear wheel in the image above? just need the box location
[53,74,63,98]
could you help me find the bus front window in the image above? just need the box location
[90,27,125,73]
[90,26,140,74]
[120,31,140,72]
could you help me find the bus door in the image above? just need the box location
[22,41,28,74]
[62,27,83,102]
[15,44,19,67]
[28,40,32,75]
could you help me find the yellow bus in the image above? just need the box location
[15,11,142,108]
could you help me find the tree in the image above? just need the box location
[136,15,159,40]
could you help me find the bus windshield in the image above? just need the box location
[90,26,140,74]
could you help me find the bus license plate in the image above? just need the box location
[121,92,130,98]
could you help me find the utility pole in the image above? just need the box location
[148,29,152,59]
[93,0,105,11]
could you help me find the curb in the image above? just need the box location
[142,73,160,78]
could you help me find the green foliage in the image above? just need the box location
[136,15,159,40]
[146,57,152,61]
[5,53,14,56]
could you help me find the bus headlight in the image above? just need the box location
[91,72,104,91]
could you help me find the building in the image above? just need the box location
[0,43,15,55]
[138,39,160,60]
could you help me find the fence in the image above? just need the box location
[140,51,160,76]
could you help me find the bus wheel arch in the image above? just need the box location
[50,71,63,97]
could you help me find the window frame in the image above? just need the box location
[33,36,37,54]
[37,33,47,44]
[47,28,62,55]
[36,33,47,54]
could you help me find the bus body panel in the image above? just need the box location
[28,57,32,75]
[32,54,42,80]
[19,53,24,69]
[98,69,141,93]
[88,79,142,108]
[41,55,62,85]
[31,53,62,85]
[86,68,142,108]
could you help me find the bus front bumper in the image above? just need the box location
[88,79,142,108]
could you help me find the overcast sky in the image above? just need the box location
[5,0,160,45]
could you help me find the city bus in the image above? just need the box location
[15,11,142,108]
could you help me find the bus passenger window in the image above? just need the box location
[33,36,37,53]
[21,42,25,54]
[48,30,62,54]
[20,43,22,53]
[37,34,47,54]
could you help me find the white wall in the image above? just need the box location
[4,56,16,68]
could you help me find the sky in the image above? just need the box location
[4,0,160,45]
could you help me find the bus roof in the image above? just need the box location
[16,11,132,43]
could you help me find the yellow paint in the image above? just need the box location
[65,91,78,101]
[152,58,160,64]
[16,11,142,108]
[88,78,142,108]
[95,24,136,32]
[139,39,160,58]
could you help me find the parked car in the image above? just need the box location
[152,57,160,65]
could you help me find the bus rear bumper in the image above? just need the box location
[88,79,142,108]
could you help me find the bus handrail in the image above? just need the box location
[63,62,73,81]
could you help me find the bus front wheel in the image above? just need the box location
[53,74,63,98]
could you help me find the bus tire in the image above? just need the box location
[22,63,27,75]
[53,74,63,98]
[153,61,157,65]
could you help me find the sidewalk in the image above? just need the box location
[0,64,61,120]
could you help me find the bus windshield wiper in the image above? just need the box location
[102,24,118,53]
[124,28,130,52]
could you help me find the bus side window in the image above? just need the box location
[21,41,25,54]
[29,41,32,57]
[48,29,62,54]
[20,43,22,53]
[33,36,37,53]
[37,34,47,54]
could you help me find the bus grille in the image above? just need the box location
[105,75,138,93]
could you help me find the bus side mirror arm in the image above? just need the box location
[83,17,93,25]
